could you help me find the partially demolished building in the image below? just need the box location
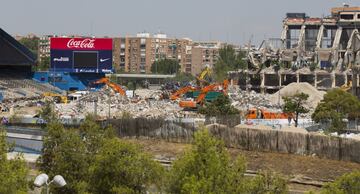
[231,5,360,97]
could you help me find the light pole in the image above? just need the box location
[34,173,66,194]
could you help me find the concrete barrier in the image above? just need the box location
[109,118,360,163]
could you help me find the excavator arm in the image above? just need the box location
[179,80,228,108]
[170,86,197,100]
[93,78,126,96]
[196,66,212,86]
[340,80,352,92]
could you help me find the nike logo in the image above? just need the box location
[100,58,110,62]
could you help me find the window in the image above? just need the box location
[340,14,354,20]
[358,14,360,19]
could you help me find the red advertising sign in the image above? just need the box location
[50,37,112,50]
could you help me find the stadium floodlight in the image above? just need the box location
[34,174,66,193]
[52,175,67,187]
[34,173,49,187]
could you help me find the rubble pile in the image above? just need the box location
[227,86,281,113]
[55,89,191,119]
[269,82,325,109]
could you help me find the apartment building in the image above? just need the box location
[112,34,225,76]
[36,32,223,76]
[190,41,221,75]
[38,35,54,61]
[113,33,196,74]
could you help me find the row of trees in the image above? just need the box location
[1,116,360,193]
[214,45,247,81]
[312,88,360,133]
[37,116,289,193]
[282,88,360,133]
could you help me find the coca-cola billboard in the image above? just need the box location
[50,37,112,50]
[50,37,113,73]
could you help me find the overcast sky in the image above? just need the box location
[1,0,358,45]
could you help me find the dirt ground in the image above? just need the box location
[124,138,360,181]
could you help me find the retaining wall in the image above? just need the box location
[109,118,360,163]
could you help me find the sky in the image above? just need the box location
[1,0,358,45]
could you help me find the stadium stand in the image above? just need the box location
[0,28,64,101]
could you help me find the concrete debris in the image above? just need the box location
[227,86,282,114]
[269,82,325,109]
[55,88,198,119]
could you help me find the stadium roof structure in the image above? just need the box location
[0,28,37,66]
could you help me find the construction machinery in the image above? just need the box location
[246,108,290,119]
[340,80,352,92]
[170,86,197,101]
[196,66,212,86]
[179,80,229,109]
[42,92,68,104]
[93,77,126,96]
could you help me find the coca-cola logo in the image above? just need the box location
[67,38,95,49]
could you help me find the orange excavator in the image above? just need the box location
[170,86,197,101]
[93,77,126,96]
[179,80,229,109]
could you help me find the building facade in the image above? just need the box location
[190,41,221,75]
[37,33,223,76]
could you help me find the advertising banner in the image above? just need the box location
[50,37,113,73]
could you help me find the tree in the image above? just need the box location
[166,129,288,194]
[247,171,288,194]
[312,89,360,133]
[38,122,89,193]
[214,45,247,82]
[38,56,50,71]
[19,36,39,55]
[320,171,360,194]
[172,72,195,82]
[282,92,309,127]
[199,94,239,117]
[89,138,164,194]
[0,127,28,194]
[38,116,117,193]
[151,59,180,74]
[38,100,58,123]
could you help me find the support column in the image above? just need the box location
[245,71,249,92]
[316,25,324,49]
[314,73,317,88]
[344,72,348,86]
[296,72,300,83]
[331,71,336,88]
[281,25,289,49]
[278,73,282,89]
[260,72,265,94]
